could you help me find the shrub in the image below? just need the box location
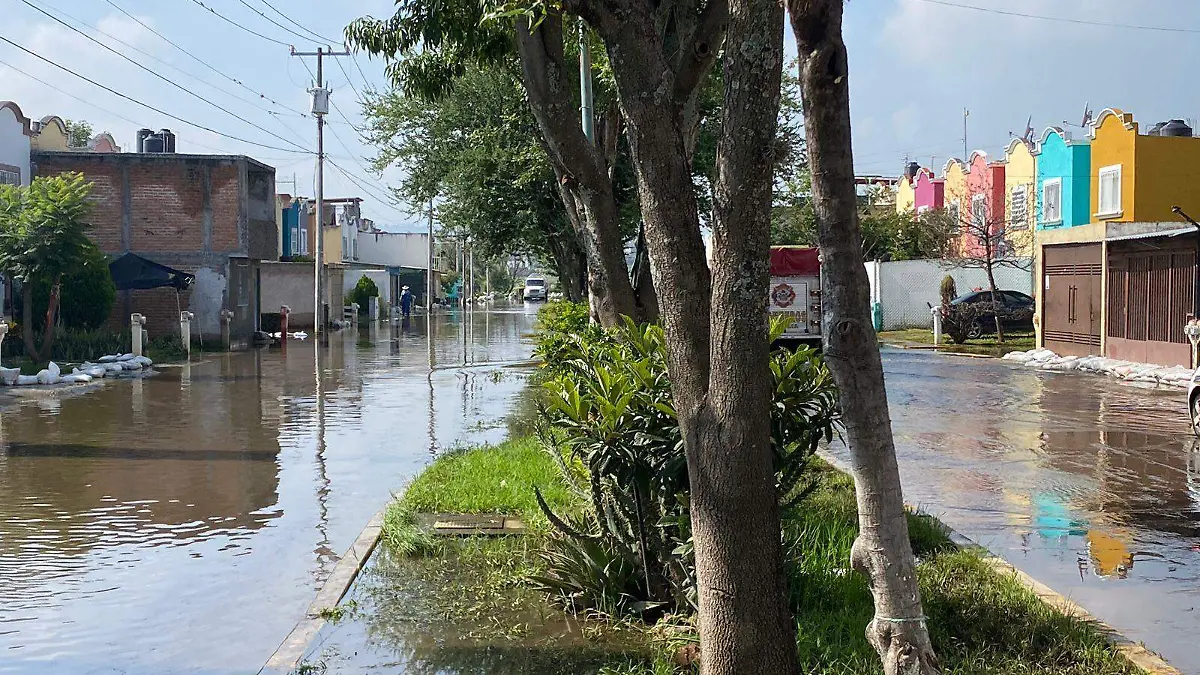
[534,317,840,617]
[940,275,957,307]
[24,244,116,331]
[346,275,379,314]
[533,300,609,370]
[1,326,128,363]
[942,301,987,344]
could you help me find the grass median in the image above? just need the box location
[374,437,1139,674]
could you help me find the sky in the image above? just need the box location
[3,0,1200,229]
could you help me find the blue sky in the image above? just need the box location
[3,0,1200,229]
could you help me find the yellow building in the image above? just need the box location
[1088,108,1200,223]
[30,115,69,151]
[941,158,969,225]
[1003,138,1036,256]
[895,175,915,215]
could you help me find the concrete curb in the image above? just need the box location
[818,452,1181,675]
[879,340,1001,359]
[257,505,388,675]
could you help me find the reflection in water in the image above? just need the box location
[836,350,1200,673]
[0,308,537,675]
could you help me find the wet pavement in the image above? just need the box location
[0,305,540,675]
[825,349,1200,674]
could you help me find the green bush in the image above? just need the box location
[534,316,840,617]
[30,244,116,330]
[1,326,128,364]
[346,275,379,314]
[533,300,608,368]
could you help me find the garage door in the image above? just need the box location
[1042,243,1102,357]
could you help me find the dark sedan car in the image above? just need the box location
[949,289,1035,339]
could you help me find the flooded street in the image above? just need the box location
[0,306,539,675]
[826,349,1200,673]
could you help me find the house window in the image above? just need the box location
[297,222,308,255]
[1042,179,1062,224]
[1098,164,1121,216]
[1010,185,1028,225]
[0,169,20,185]
[971,194,986,229]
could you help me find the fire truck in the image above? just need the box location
[768,246,822,348]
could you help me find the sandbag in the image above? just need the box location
[98,355,119,363]
[0,367,18,386]
[16,374,38,385]
[60,373,92,384]
[36,369,59,385]
[116,353,135,362]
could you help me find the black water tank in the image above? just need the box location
[905,161,920,179]
[142,133,165,153]
[1161,119,1193,137]
[159,128,175,152]
[1147,121,1166,136]
[136,128,153,152]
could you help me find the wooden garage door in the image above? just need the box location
[1042,243,1102,357]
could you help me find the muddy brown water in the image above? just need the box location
[0,306,540,675]
[825,349,1200,674]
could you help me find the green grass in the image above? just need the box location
[401,436,576,521]
[375,441,1138,675]
[880,328,1035,355]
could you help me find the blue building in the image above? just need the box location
[1033,127,1091,229]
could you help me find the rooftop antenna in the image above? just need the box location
[1081,101,1092,128]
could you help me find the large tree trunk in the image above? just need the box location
[516,16,638,327]
[570,0,796,672]
[790,2,941,674]
[692,0,796,671]
[22,280,36,359]
[544,222,588,303]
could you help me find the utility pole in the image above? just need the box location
[963,108,969,161]
[427,198,434,314]
[292,45,350,336]
[580,25,595,143]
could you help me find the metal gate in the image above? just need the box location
[1106,237,1195,366]
[1042,243,1103,357]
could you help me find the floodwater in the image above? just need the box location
[0,306,540,675]
[825,349,1200,673]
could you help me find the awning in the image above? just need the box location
[1105,225,1196,243]
[770,246,820,276]
[108,252,194,291]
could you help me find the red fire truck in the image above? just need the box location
[768,246,822,348]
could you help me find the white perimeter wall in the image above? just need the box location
[866,258,1033,330]
[357,232,430,269]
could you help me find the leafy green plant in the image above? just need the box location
[346,274,379,314]
[28,244,115,331]
[534,316,840,618]
[530,532,650,617]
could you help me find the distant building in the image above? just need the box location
[912,167,944,213]
[0,101,33,187]
[33,149,277,346]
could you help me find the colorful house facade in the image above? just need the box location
[1003,139,1036,257]
[1033,127,1091,229]
[895,173,915,215]
[913,168,943,213]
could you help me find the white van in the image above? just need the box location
[523,276,548,301]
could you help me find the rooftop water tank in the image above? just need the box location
[136,128,153,152]
[142,133,165,153]
[1161,119,1193,137]
[159,128,176,152]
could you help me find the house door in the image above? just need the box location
[1042,243,1103,357]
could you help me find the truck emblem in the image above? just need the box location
[771,283,796,308]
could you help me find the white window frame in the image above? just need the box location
[971,193,987,229]
[0,169,20,185]
[1097,164,1122,217]
[1042,178,1062,225]
[1010,184,1028,225]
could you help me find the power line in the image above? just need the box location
[187,0,293,46]
[103,0,298,114]
[234,0,325,46]
[29,0,308,149]
[255,0,343,45]
[0,33,312,154]
[913,0,1200,34]
[16,0,310,152]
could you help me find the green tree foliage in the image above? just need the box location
[0,172,95,362]
[346,275,379,314]
[31,243,115,330]
[64,119,93,148]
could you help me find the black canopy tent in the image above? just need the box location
[108,253,194,292]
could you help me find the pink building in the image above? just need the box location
[912,167,943,213]
[962,152,1005,258]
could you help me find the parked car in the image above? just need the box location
[947,289,1034,339]
[523,276,548,301]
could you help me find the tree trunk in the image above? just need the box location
[691,0,797,670]
[21,280,36,360]
[574,0,796,672]
[790,2,941,674]
[516,15,637,327]
[631,224,659,322]
[545,223,588,303]
[986,262,1004,343]
[39,278,61,363]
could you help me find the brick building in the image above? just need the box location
[32,151,277,346]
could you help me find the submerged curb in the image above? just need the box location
[258,505,387,675]
[817,452,1182,675]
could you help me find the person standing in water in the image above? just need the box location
[400,285,414,318]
